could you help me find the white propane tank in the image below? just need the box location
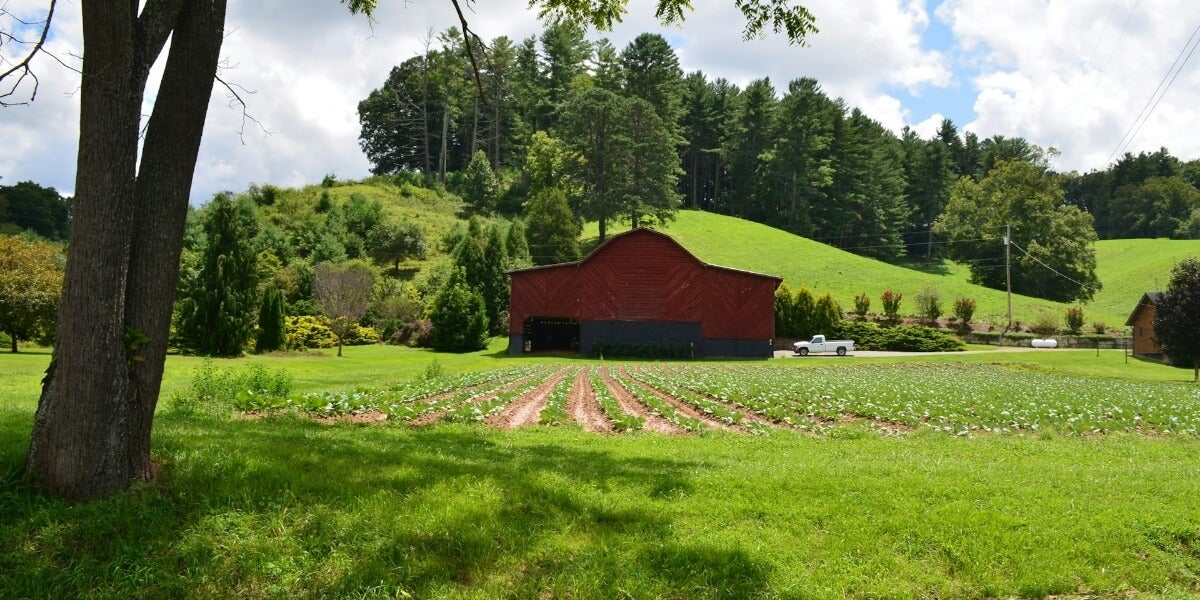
[1031,338,1058,348]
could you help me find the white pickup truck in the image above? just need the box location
[792,335,855,356]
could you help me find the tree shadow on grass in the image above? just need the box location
[0,416,775,598]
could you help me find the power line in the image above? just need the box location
[1105,18,1200,164]
[1008,239,1089,288]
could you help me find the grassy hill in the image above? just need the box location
[585,211,1199,330]
[1091,238,1200,319]
[256,178,1200,332]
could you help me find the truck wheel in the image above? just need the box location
[836,347,847,356]
[798,348,809,356]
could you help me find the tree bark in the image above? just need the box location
[25,0,226,501]
[9,333,16,353]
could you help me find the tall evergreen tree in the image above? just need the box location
[560,87,632,241]
[900,129,955,258]
[620,33,685,144]
[538,22,592,131]
[723,78,777,220]
[621,98,683,229]
[178,193,260,356]
[524,187,581,265]
[680,72,719,209]
[255,286,286,353]
[429,267,489,352]
[591,38,624,92]
[763,78,838,236]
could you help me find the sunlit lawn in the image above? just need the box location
[3,344,1200,598]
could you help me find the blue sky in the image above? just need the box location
[3,0,1199,201]
[889,10,977,130]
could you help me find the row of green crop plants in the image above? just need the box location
[665,362,1200,435]
[175,361,1200,435]
[175,361,743,431]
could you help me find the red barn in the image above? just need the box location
[507,228,781,358]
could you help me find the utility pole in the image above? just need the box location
[1005,224,1012,330]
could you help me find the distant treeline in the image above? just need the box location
[0,181,71,241]
[357,23,1200,261]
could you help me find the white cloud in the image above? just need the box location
[9,0,1199,203]
[939,0,1200,172]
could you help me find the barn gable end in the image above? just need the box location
[507,228,781,358]
[1125,292,1164,360]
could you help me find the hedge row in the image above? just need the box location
[834,321,964,353]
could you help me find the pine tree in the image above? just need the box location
[255,286,286,353]
[524,188,581,265]
[461,150,500,213]
[480,225,510,335]
[429,267,489,352]
[504,219,533,269]
[178,193,260,356]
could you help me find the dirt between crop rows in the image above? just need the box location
[633,365,776,427]
[597,368,681,434]
[617,366,734,431]
[485,367,572,428]
[566,368,613,433]
[408,373,541,426]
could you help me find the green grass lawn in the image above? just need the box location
[1091,238,1200,319]
[3,347,1200,598]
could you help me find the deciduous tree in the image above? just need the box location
[935,158,1101,302]
[366,220,428,274]
[1153,257,1200,382]
[313,261,376,357]
[0,236,63,352]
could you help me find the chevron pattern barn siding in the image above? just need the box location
[508,228,781,354]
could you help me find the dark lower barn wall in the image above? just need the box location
[581,320,702,357]
[509,319,772,358]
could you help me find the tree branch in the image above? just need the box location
[448,0,490,105]
[0,0,56,105]
[215,74,270,142]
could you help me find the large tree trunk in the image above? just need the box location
[25,0,226,501]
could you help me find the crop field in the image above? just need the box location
[282,362,1200,437]
[6,349,1200,598]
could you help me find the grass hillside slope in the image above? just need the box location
[586,211,1137,329]
[1091,238,1200,320]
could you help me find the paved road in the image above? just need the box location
[773,346,1044,359]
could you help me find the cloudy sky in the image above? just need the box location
[2,0,1199,203]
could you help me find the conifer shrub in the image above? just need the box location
[853,293,870,320]
[429,268,489,352]
[255,287,286,353]
[1065,307,1085,335]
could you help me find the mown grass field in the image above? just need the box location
[4,345,1200,598]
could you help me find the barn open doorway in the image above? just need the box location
[523,317,580,352]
